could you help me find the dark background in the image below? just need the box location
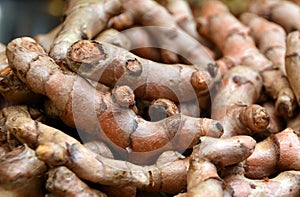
[0,0,63,44]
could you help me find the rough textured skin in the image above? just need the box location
[224,167,300,197]
[244,128,300,179]
[121,0,216,69]
[34,24,62,53]
[49,0,121,63]
[286,31,300,107]
[0,144,47,197]
[6,37,223,164]
[240,12,296,117]
[248,0,300,32]
[187,135,256,197]
[66,40,215,102]
[3,106,189,194]
[46,166,107,197]
[211,66,269,137]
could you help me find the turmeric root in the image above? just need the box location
[66,39,215,102]
[243,128,300,179]
[3,37,224,162]
[248,0,300,32]
[49,0,121,64]
[240,12,297,117]
[121,0,216,68]
[287,112,300,131]
[3,106,189,194]
[94,28,131,50]
[211,66,269,137]
[286,30,300,107]
[108,11,135,30]
[224,166,300,197]
[0,144,47,197]
[46,166,107,197]
[198,0,294,117]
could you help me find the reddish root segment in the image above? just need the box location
[240,12,297,117]
[243,128,300,179]
[247,0,300,33]
[66,40,215,102]
[46,166,107,197]
[187,135,256,196]
[5,38,223,163]
[3,106,189,194]
[121,0,216,69]
[197,0,294,117]
[224,166,300,197]
[211,66,269,137]
[286,31,300,107]
[49,0,121,63]
[0,144,47,197]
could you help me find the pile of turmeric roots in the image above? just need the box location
[1,0,300,196]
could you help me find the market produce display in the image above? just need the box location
[1,0,300,196]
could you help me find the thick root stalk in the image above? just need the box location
[224,166,300,197]
[212,66,269,137]
[34,24,62,53]
[240,12,297,117]
[187,135,256,196]
[49,0,121,63]
[0,144,47,197]
[248,0,300,32]
[46,166,107,197]
[244,128,300,179]
[66,39,215,102]
[6,38,223,162]
[286,30,300,107]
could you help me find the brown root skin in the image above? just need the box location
[4,107,188,194]
[6,37,223,163]
[0,67,43,105]
[287,112,300,131]
[108,11,135,30]
[94,28,132,50]
[187,135,256,196]
[224,166,300,197]
[66,39,214,102]
[240,12,297,117]
[212,66,269,137]
[121,0,216,69]
[244,128,300,179]
[148,98,179,121]
[286,31,300,107]
[84,141,114,159]
[46,166,107,197]
[0,144,47,197]
[248,0,300,33]
[49,0,121,63]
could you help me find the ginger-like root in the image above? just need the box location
[211,66,269,137]
[240,12,297,117]
[224,166,300,197]
[148,98,179,121]
[121,0,215,68]
[198,0,294,117]
[94,28,131,50]
[287,112,300,131]
[34,24,62,53]
[108,11,135,30]
[0,42,7,70]
[248,0,300,32]
[49,0,121,63]
[46,166,107,197]
[84,141,114,159]
[122,27,162,62]
[0,144,47,197]
[3,106,189,194]
[243,128,300,179]
[181,135,256,196]
[0,67,43,105]
[286,30,300,107]
[66,39,215,102]
[7,37,223,161]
